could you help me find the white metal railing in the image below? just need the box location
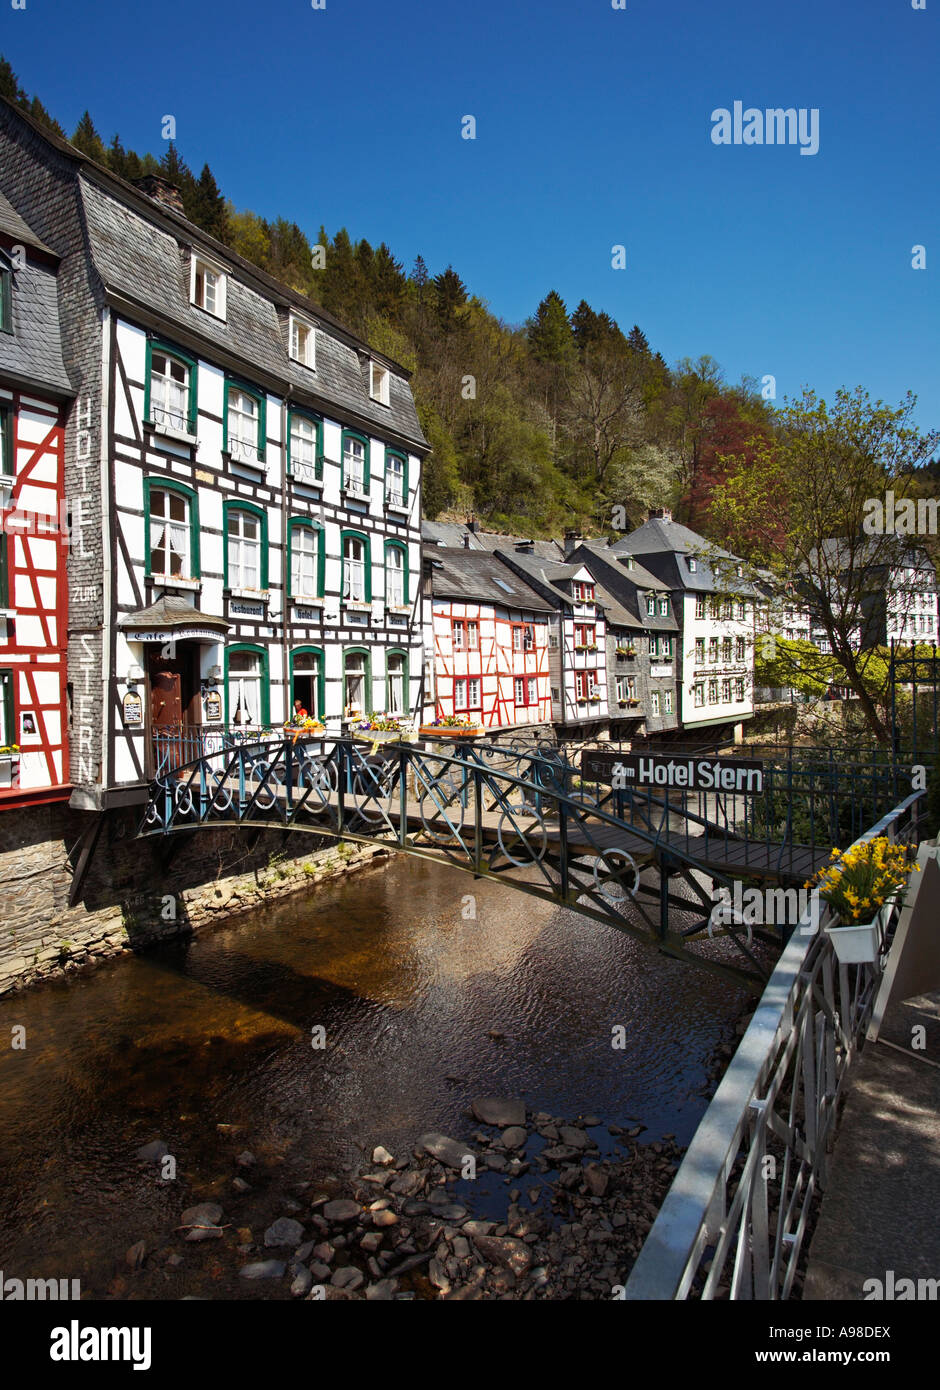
[623,790,924,1300]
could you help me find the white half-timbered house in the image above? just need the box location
[0,102,428,812]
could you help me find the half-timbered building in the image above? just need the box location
[0,192,72,805]
[0,100,428,816]
[424,548,553,728]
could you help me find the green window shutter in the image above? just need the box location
[224,645,270,726]
[145,339,198,433]
[225,380,266,460]
[341,529,371,602]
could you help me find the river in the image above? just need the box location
[0,854,748,1299]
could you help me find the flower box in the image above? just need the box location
[825,917,882,964]
[419,723,484,739]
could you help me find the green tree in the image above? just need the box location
[71,111,107,163]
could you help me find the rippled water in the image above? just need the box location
[0,855,747,1299]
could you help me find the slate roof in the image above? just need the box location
[0,96,427,451]
[494,550,594,609]
[78,177,427,450]
[422,520,481,548]
[470,530,567,561]
[0,189,55,254]
[429,548,554,611]
[421,520,566,560]
[117,594,230,632]
[567,541,679,631]
[611,517,758,596]
[0,238,71,396]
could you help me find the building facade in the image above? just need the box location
[0,99,428,815]
[0,192,72,804]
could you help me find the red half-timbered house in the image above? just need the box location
[426,549,553,728]
[0,194,71,805]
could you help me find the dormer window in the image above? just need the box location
[191,254,226,319]
[688,558,697,572]
[573,581,594,603]
[370,361,390,406]
[290,314,315,369]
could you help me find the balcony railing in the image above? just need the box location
[623,790,924,1300]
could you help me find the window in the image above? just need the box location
[0,265,11,334]
[226,646,268,726]
[573,581,595,603]
[452,619,479,651]
[225,504,266,591]
[646,594,656,616]
[527,676,536,704]
[650,691,661,717]
[736,564,744,578]
[722,636,732,663]
[454,677,480,711]
[147,345,196,435]
[370,361,390,405]
[660,636,672,659]
[291,648,324,721]
[708,679,718,705]
[709,637,719,663]
[342,431,369,493]
[514,676,525,706]
[512,626,523,653]
[342,532,370,603]
[688,558,697,572]
[385,451,407,508]
[723,600,733,620]
[574,624,595,648]
[523,623,534,652]
[649,634,659,657]
[722,679,732,702]
[0,404,12,477]
[616,676,637,702]
[694,682,705,708]
[145,481,199,581]
[735,678,745,702]
[385,542,407,608]
[695,638,705,664]
[225,382,265,462]
[386,652,407,715]
[664,690,673,714]
[191,255,226,318]
[695,596,706,619]
[549,631,559,649]
[735,636,746,661]
[289,314,315,368]
[289,520,323,599]
[575,670,593,701]
[288,410,322,483]
[344,649,370,713]
[737,601,747,620]
[658,598,669,616]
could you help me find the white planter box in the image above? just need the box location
[0,758,16,788]
[825,918,881,964]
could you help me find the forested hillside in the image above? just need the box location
[1,56,932,550]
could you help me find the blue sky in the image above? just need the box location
[3,0,938,432]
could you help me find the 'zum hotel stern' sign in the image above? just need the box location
[581,750,765,793]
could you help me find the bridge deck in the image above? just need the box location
[186,779,829,883]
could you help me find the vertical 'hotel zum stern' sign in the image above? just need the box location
[0,97,428,812]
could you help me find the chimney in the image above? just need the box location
[466,516,479,534]
[133,175,185,215]
[563,528,583,558]
[515,539,535,555]
[649,507,672,523]
[463,533,472,549]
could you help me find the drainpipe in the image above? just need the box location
[280,391,291,728]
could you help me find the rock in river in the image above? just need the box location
[264,1217,305,1247]
[239,1260,286,1280]
[471,1097,526,1128]
[322,1199,360,1224]
[418,1132,475,1170]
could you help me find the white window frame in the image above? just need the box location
[650,691,661,717]
[664,690,673,714]
[227,508,261,591]
[291,524,319,599]
[190,253,227,319]
[289,314,315,369]
[370,361,390,406]
[343,535,366,603]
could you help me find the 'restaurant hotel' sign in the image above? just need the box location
[581,750,764,794]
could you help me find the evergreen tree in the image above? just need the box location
[627,324,651,356]
[192,164,230,242]
[433,265,468,336]
[0,56,25,106]
[528,290,576,366]
[71,111,107,163]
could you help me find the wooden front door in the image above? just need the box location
[148,648,199,772]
